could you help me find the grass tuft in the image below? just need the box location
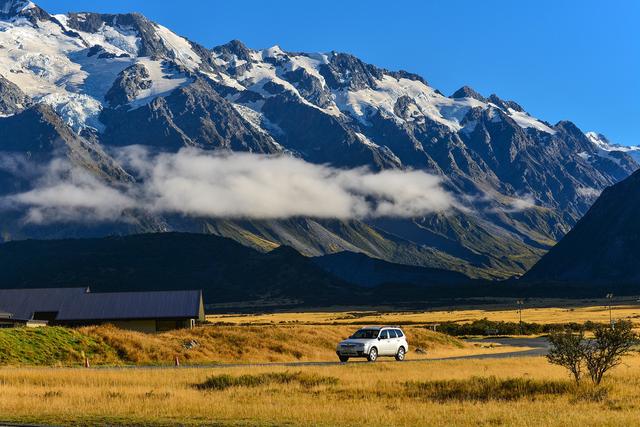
[404,376,572,402]
[571,385,610,403]
[195,371,339,391]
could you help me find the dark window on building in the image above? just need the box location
[32,312,58,322]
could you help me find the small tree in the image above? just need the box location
[547,329,587,384]
[547,322,638,386]
[583,321,638,385]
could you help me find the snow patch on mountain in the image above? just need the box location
[127,59,192,109]
[153,24,201,70]
[222,49,340,117]
[232,103,285,144]
[335,75,485,130]
[355,132,380,148]
[586,131,640,163]
[55,14,141,56]
[506,108,557,134]
[40,92,104,132]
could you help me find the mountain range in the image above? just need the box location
[0,0,637,281]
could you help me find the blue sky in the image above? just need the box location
[38,0,639,146]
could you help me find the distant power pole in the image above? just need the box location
[606,294,614,328]
[516,300,524,335]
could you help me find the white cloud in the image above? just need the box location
[2,158,135,224]
[505,194,536,212]
[1,148,456,224]
[463,190,537,214]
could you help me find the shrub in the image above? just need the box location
[436,319,593,337]
[195,371,338,391]
[404,376,571,402]
[584,321,639,385]
[547,321,638,386]
[547,329,587,384]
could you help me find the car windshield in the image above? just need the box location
[350,329,379,339]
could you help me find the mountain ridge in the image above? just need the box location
[0,1,636,279]
[522,169,640,287]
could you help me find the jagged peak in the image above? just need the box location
[64,11,153,36]
[262,44,286,58]
[488,94,524,112]
[0,0,49,22]
[213,39,254,62]
[585,131,610,145]
[451,86,486,102]
[387,70,429,86]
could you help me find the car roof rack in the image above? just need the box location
[360,325,402,329]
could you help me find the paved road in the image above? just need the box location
[460,336,550,359]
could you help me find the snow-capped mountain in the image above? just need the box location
[585,132,640,163]
[0,0,637,279]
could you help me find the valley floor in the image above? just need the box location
[1,355,639,426]
[1,301,638,426]
[207,298,640,326]
[0,324,532,367]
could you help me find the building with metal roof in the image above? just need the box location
[0,287,205,332]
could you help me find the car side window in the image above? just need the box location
[379,330,389,340]
[388,329,397,338]
[395,329,404,337]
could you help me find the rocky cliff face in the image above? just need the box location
[0,2,636,278]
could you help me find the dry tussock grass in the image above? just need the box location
[0,355,639,426]
[78,324,465,365]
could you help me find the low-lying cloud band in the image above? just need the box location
[1,148,456,224]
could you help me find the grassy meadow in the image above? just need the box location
[0,324,499,366]
[1,355,640,426]
[207,299,640,327]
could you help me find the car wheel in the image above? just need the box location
[338,356,349,363]
[367,347,378,362]
[395,346,406,361]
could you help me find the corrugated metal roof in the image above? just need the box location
[57,290,202,321]
[0,288,202,321]
[0,288,89,320]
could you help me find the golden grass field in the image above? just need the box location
[1,302,639,426]
[82,323,536,364]
[207,299,640,326]
[79,324,480,365]
[1,355,640,426]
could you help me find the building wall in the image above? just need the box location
[94,319,195,333]
[108,319,158,333]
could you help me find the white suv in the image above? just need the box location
[336,326,408,362]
